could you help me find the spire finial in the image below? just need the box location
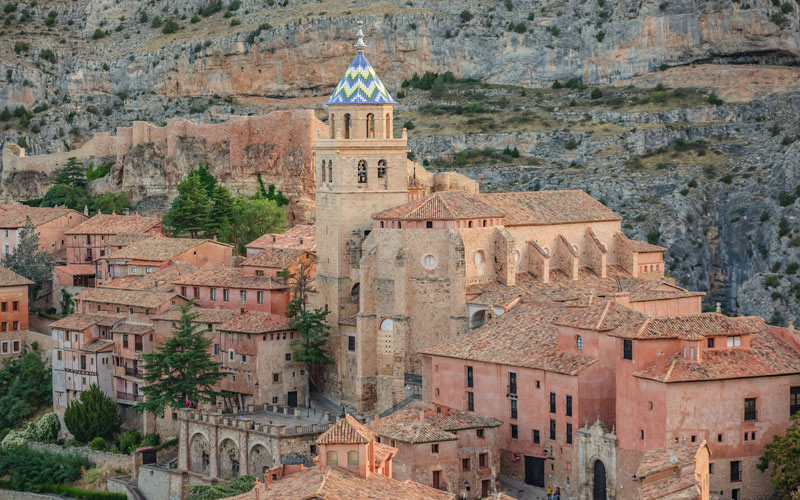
[355,20,366,53]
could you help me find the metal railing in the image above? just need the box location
[117,391,143,402]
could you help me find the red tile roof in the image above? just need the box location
[478,190,621,226]
[111,322,153,335]
[635,320,800,382]
[372,191,504,221]
[318,414,375,444]
[0,266,33,287]
[0,205,79,228]
[99,262,195,292]
[370,402,502,444]
[107,232,155,247]
[65,214,160,235]
[172,267,288,290]
[77,288,182,309]
[55,264,97,276]
[216,311,291,334]
[103,237,223,262]
[247,225,316,252]
[242,248,307,269]
[49,313,118,331]
[423,301,596,374]
[636,443,699,477]
[638,476,700,500]
[151,306,237,324]
[231,465,455,500]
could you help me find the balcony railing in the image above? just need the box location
[116,391,143,402]
[125,367,142,378]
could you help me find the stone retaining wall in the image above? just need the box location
[27,441,135,472]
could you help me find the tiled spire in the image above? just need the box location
[327,22,396,105]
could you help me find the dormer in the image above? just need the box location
[316,414,396,480]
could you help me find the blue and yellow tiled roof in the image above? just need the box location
[327,52,396,105]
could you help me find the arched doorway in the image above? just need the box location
[249,444,272,481]
[188,433,210,474]
[218,439,240,479]
[593,460,607,500]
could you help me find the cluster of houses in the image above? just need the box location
[0,29,797,500]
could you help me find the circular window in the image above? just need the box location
[513,250,520,264]
[576,335,583,351]
[475,251,485,265]
[422,254,438,270]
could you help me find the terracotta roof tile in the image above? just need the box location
[373,191,504,221]
[107,232,156,247]
[635,321,800,382]
[638,476,700,500]
[233,466,455,500]
[478,190,621,226]
[111,322,153,335]
[0,205,78,228]
[103,237,220,262]
[636,444,698,477]
[0,266,33,287]
[423,302,596,374]
[99,262,195,292]
[242,248,307,269]
[55,264,97,276]
[318,414,375,444]
[216,311,291,334]
[77,288,182,309]
[82,339,114,353]
[247,225,316,252]
[65,214,160,235]
[152,306,237,324]
[49,313,118,331]
[172,267,288,290]
[371,402,502,444]
[373,441,397,465]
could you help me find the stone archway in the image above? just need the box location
[249,444,272,481]
[218,439,240,479]
[593,459,607,500]
[470,309,487,330]
[188,433,210,474]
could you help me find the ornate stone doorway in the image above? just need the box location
[593,460,607,500]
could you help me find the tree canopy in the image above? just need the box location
[2,218,55,301]
[0,346,51,437]
[63,384,122,443]
[759,413,800,499]
[54,157,87,188]
[137,303,224,416]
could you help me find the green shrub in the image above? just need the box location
[552,80,563,89]
[460,9,473,22]
[141,433,160,447]
[550,26,559,36]
[707,93,723,106]
[40,484,127,500]
[24,413,60,443]
[64,385,121,443]
[91,29,107,40]
[765,275,781,289]
[647,230,660,245]
[14,41,29,54]
[0,445,89,490]
[786,262,799,275]
[187,476,256,500]
[596,31,605,42]
[513,22,526,33]
[778,192,796,207]
[162,18,179,33]
[565,138,578,150]
[115,429,142,454]
[229,18,240,26]
[90,437,106,451]
[590,88,603,99]
[403,120,414,130]
[86,162,110,182]
[150,15,163,28]
[720,173,734,184]
[779,218,791,238]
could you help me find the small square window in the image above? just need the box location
[476,429,484,438]
[285,353,291,361]
[462,457,470,471]
[431,444,439,454]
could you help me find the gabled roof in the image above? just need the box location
[636,443,700,478]
[318,414,375,445]
[247,225,316,252]
[372,191,504,221]
[216,311,291,334]
[172,267,288,290]
[102,237,221,262]
[65,214,160,235]
[0,266,33,287]
[77,288,182,309]
[327,52,396,105]
[49,313,119,331]
[242,248,307,269]
[0,205,78,228]
[478,190,621,226]
[107,232,156,247]
[370,402,502,444]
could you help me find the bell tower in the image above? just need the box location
[313,23,410,407]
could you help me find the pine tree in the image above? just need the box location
[59,289,74,316]
[54,157,87,188]
[63,384,122,443]
[192,162,218,197]
[208,184,235,241]
[288,262,331,408]
[164,173,211,237]
[2,218,55,302]
[136,303,224,416]
[229,196,285,255]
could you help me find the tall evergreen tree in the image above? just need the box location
[287,262,331,408]
[164,173,211,237]
[63,384,122,443]
[229,196,285,254]
[136,303,224,416]
[191,162,218,197]
[54,157,87,188]
[208,184,235,241]
[2,218,55,302]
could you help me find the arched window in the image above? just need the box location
[357,160,367,184]
[380,318,394,331]
[321,160,326,183]
[482,220,487,227]
[366,113,375,138]
[576,335,583,350]
[377,160,387,178]
[385,113,391,138]
[475,251,485,265]
[347,450,359,468]
[326,450,338,467]
[344,113,351,139]
[330,114,335,139]
[380,221,385,228]
[328,162,333,183]
[468,221,473,228]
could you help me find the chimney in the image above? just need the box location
[83,205,89,216]
[299,237,304,245]
[112,209,116,215]
[656,350,665,372]
[272,235,276,243]
[715,302,721,314]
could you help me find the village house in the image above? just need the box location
[0,266,31,335]
[633,442,711,500]
[57,213,161,287]
[0,204,87,258]
[218,414,456,500]
[422,299,800,499]
[171,267,290,315]
[369,401,503,499]
[50,313,117,414]
[243,225,316,279]
[98,236,232,281]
